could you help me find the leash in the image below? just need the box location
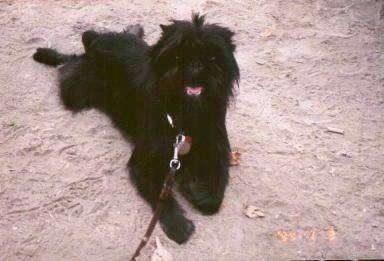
[130,132,185,260]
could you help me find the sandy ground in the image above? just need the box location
[1,0,383,260]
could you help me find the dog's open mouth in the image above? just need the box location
[185,86,203,96]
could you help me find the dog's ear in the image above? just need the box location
[218,28,235,42]
[208,25,236,51]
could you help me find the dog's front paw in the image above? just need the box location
[182,182,223,215]
[194,196,223,215]
[160,214,195,244]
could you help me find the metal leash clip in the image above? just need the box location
[169,134,184,170]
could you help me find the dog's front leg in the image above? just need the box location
[181,124,231,215]
[183,156,229,215]
[128,148,195,244]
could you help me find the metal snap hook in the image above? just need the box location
[169,159,181,170]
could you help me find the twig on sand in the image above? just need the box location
[326,127,344,135]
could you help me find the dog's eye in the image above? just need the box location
[209,56,215,61]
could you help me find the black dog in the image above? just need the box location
[33,14,239,244]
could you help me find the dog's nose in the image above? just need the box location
[189,61,203,74]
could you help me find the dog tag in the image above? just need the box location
[178,135,192,155]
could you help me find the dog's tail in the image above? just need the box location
[33,48,77,67]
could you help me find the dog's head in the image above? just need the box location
[150,14,239,132]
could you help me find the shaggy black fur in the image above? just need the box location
[33,14,239,244]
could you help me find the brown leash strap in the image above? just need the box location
[130,169,176,261]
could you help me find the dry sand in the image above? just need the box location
[1,0,383,260]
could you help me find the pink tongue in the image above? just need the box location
[185,86,203,95]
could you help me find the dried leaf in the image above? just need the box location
[327,227,336,241]
[244,205,265,218]
[260,29,273,38]
[276,230,296,242]
[230,151,241,166]
[151,237,173,261]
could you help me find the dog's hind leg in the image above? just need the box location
[82,30,99,54]
[33,47,94,111]
[128,149,195,244]
[123,24,144,39]
[57,57,101,112]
